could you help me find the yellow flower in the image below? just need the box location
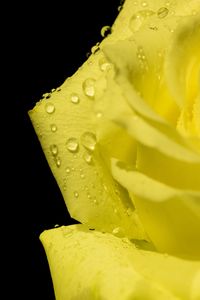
[29,0,200,299]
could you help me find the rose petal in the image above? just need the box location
[40,225,200,300]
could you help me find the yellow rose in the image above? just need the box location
[29,0,200,299]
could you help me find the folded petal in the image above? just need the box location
[40,225,200,300]
[112,159,200,258]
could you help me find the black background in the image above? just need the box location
[13,1,121,299]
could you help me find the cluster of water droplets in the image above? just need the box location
[49,143,61,168]
[65,131,97,168]
[129,3,170,33]
[137,46,148,71]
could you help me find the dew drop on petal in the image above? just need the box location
[45,102,55,114]
[82,78,96,98]
[66,167,71,174]
[99,57,111,72]
[66,137,79,153]
[91,43,100,54]
[96,111,103,118]
[55,157,61,167]
[114,208,118,214]
[80,172,85,179]
[141,1,148,7]
[50,144,58,156]
[74,191,79,198]
[87,193,91,199]
[100,25,112,38]
[157,7,169,18]
[83,152,93,164]
[50,124,57,132]
[81,131,97,151]
[112,227,120,235]
[70,93,80,104]
[129,14,143,32]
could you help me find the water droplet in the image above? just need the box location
[96,111,103,118]
[129,10,154,33]
[118,5,122,11]
[157,7,169,18]
[50,124,57,132]
[74,191,79,198]
[83,152,93,164]
[141,1,148,7]
[80,172,85,179]
[66,167,71,174]
[56,157,61,167]
[50,144,58,156]
[99,57,111,72]
[81,131,97,151]
[66,138,79,153]
[101,25,111,38]
[112,227,120,235]
[45,102,55,114]
[103,183,108,192]
[87,193,91,199]
[114,208,118,214]
[70,93,80,104]
[91,43,100,54]
[82,78,96,98]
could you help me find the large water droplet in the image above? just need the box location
[81,132,97,151]
[66,138,79,153]
[45,102,55,114]
[82,78,96,98]
[50,124,57,132]
[70,93,80,104]
[50,144,58,156]
[100,25,111,38]
[157,7,169,18]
